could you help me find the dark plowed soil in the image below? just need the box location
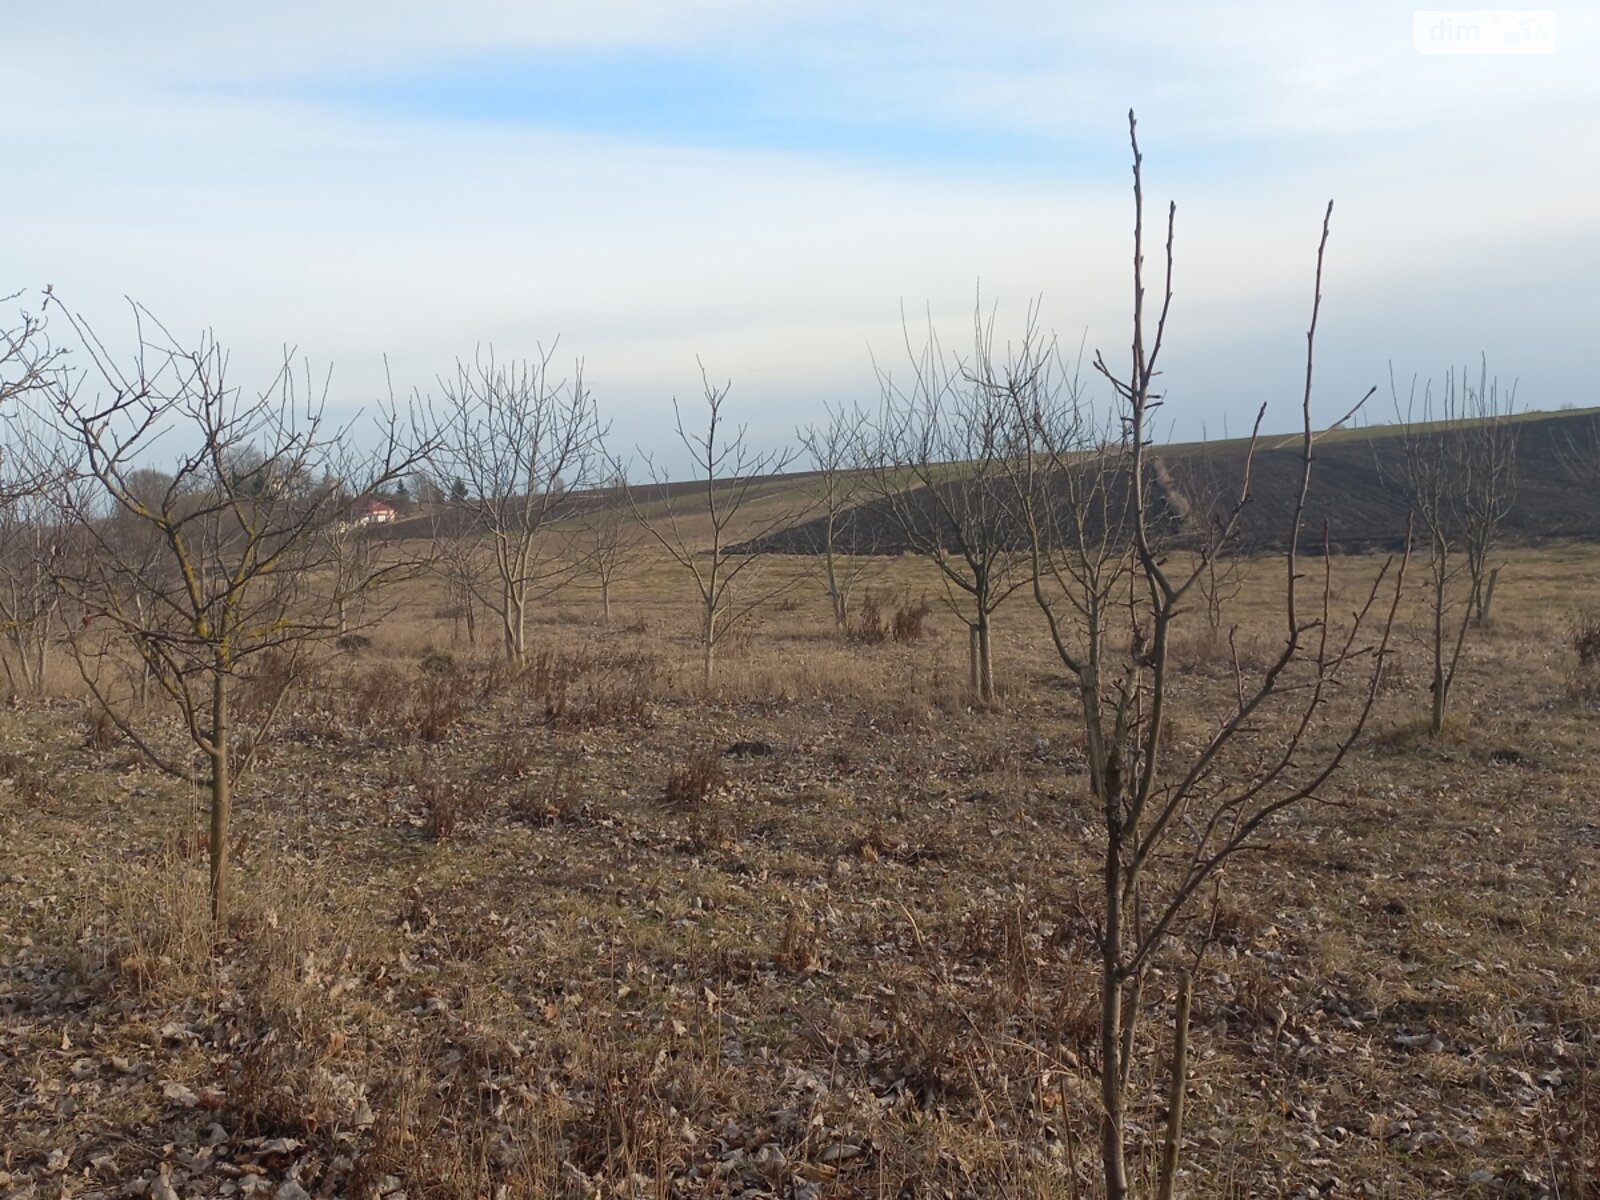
[741,410,1600,557]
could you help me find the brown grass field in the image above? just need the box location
[3,516,1599,1197]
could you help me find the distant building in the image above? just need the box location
[355,499,398,526]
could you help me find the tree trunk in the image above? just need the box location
[601,577,612,624]
[209,667,232,925]
[503,584,526,664]
[1430,575,1448,736]
[1100,777,1130,1200]
[968,615,996,704]
[1477,565,1501,625]
[133,595,150,705]
[977,612,995,704]
[826,548,846,629]
[1157,974,1194,1200]
[22,630,46,695]
[1100,954,1129,1199]
[702,602,717,687]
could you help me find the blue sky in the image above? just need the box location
[292,48,1103,178]
[4,2,1596,469]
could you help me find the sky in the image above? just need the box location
[3,2,1595,472]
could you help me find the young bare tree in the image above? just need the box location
[998,113,1407,1197]
[0,491,78,696]
[1,291,62,414]
[423,345,605,664]
[1389,358,1518,735]
[1555,410,1600,494]
[579,469,642,624]
[320,495,424,640]
[628,364,800,687]
[48,303,422,922]
[0,406,82,694]
[797,403,875,629]
[864,313,1028,704]
[427,492,490,645]
[1172,443,1256,657]
[1,290,69,512]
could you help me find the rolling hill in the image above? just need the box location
[743,408,1600,557]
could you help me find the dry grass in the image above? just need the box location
[2,537,1599,1196]
[661,748,728,811]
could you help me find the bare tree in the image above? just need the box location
[0,499,68,694]
[1389,358,1518,735]
[1,290,69,511]
[423,345,605,664]
[864,312,1028,704]
[427,492,490,645]
[0,407,82,694]
[579,469,642,625]
[797,403,875,629]
[1174,442,1256,657]
[998,113,1407,1197]
[1,291,62,414]
[320,498,424,640]
[1555,409,1600,494]
[628,364,799,687]
[48,302,422,922]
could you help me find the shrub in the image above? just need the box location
[235,647,301,719]
[83,707,118,752]
[394,758,485,842]
[417,675,470,743]
[509,756,584,827]
[419,774,476,842]
[776,904,824,975]
[343,659,473,744]
[851,591,931,645]
[848,592,887,644]
[0,751,52,805]
[662,750,726,810]
[891,595,932,644]
[349,663,410,733]
[418,647,457,676]
[1566,612,1600,703]
[1575,610,1600,668]
[521,646,656,729]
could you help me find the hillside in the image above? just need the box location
[746,408,1600,557]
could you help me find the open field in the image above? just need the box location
[3,529,1599,1199]
[10,7,1593,1197]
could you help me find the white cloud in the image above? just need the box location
[4,1,1595,463]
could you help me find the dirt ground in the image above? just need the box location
[3,537,1598,1198]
